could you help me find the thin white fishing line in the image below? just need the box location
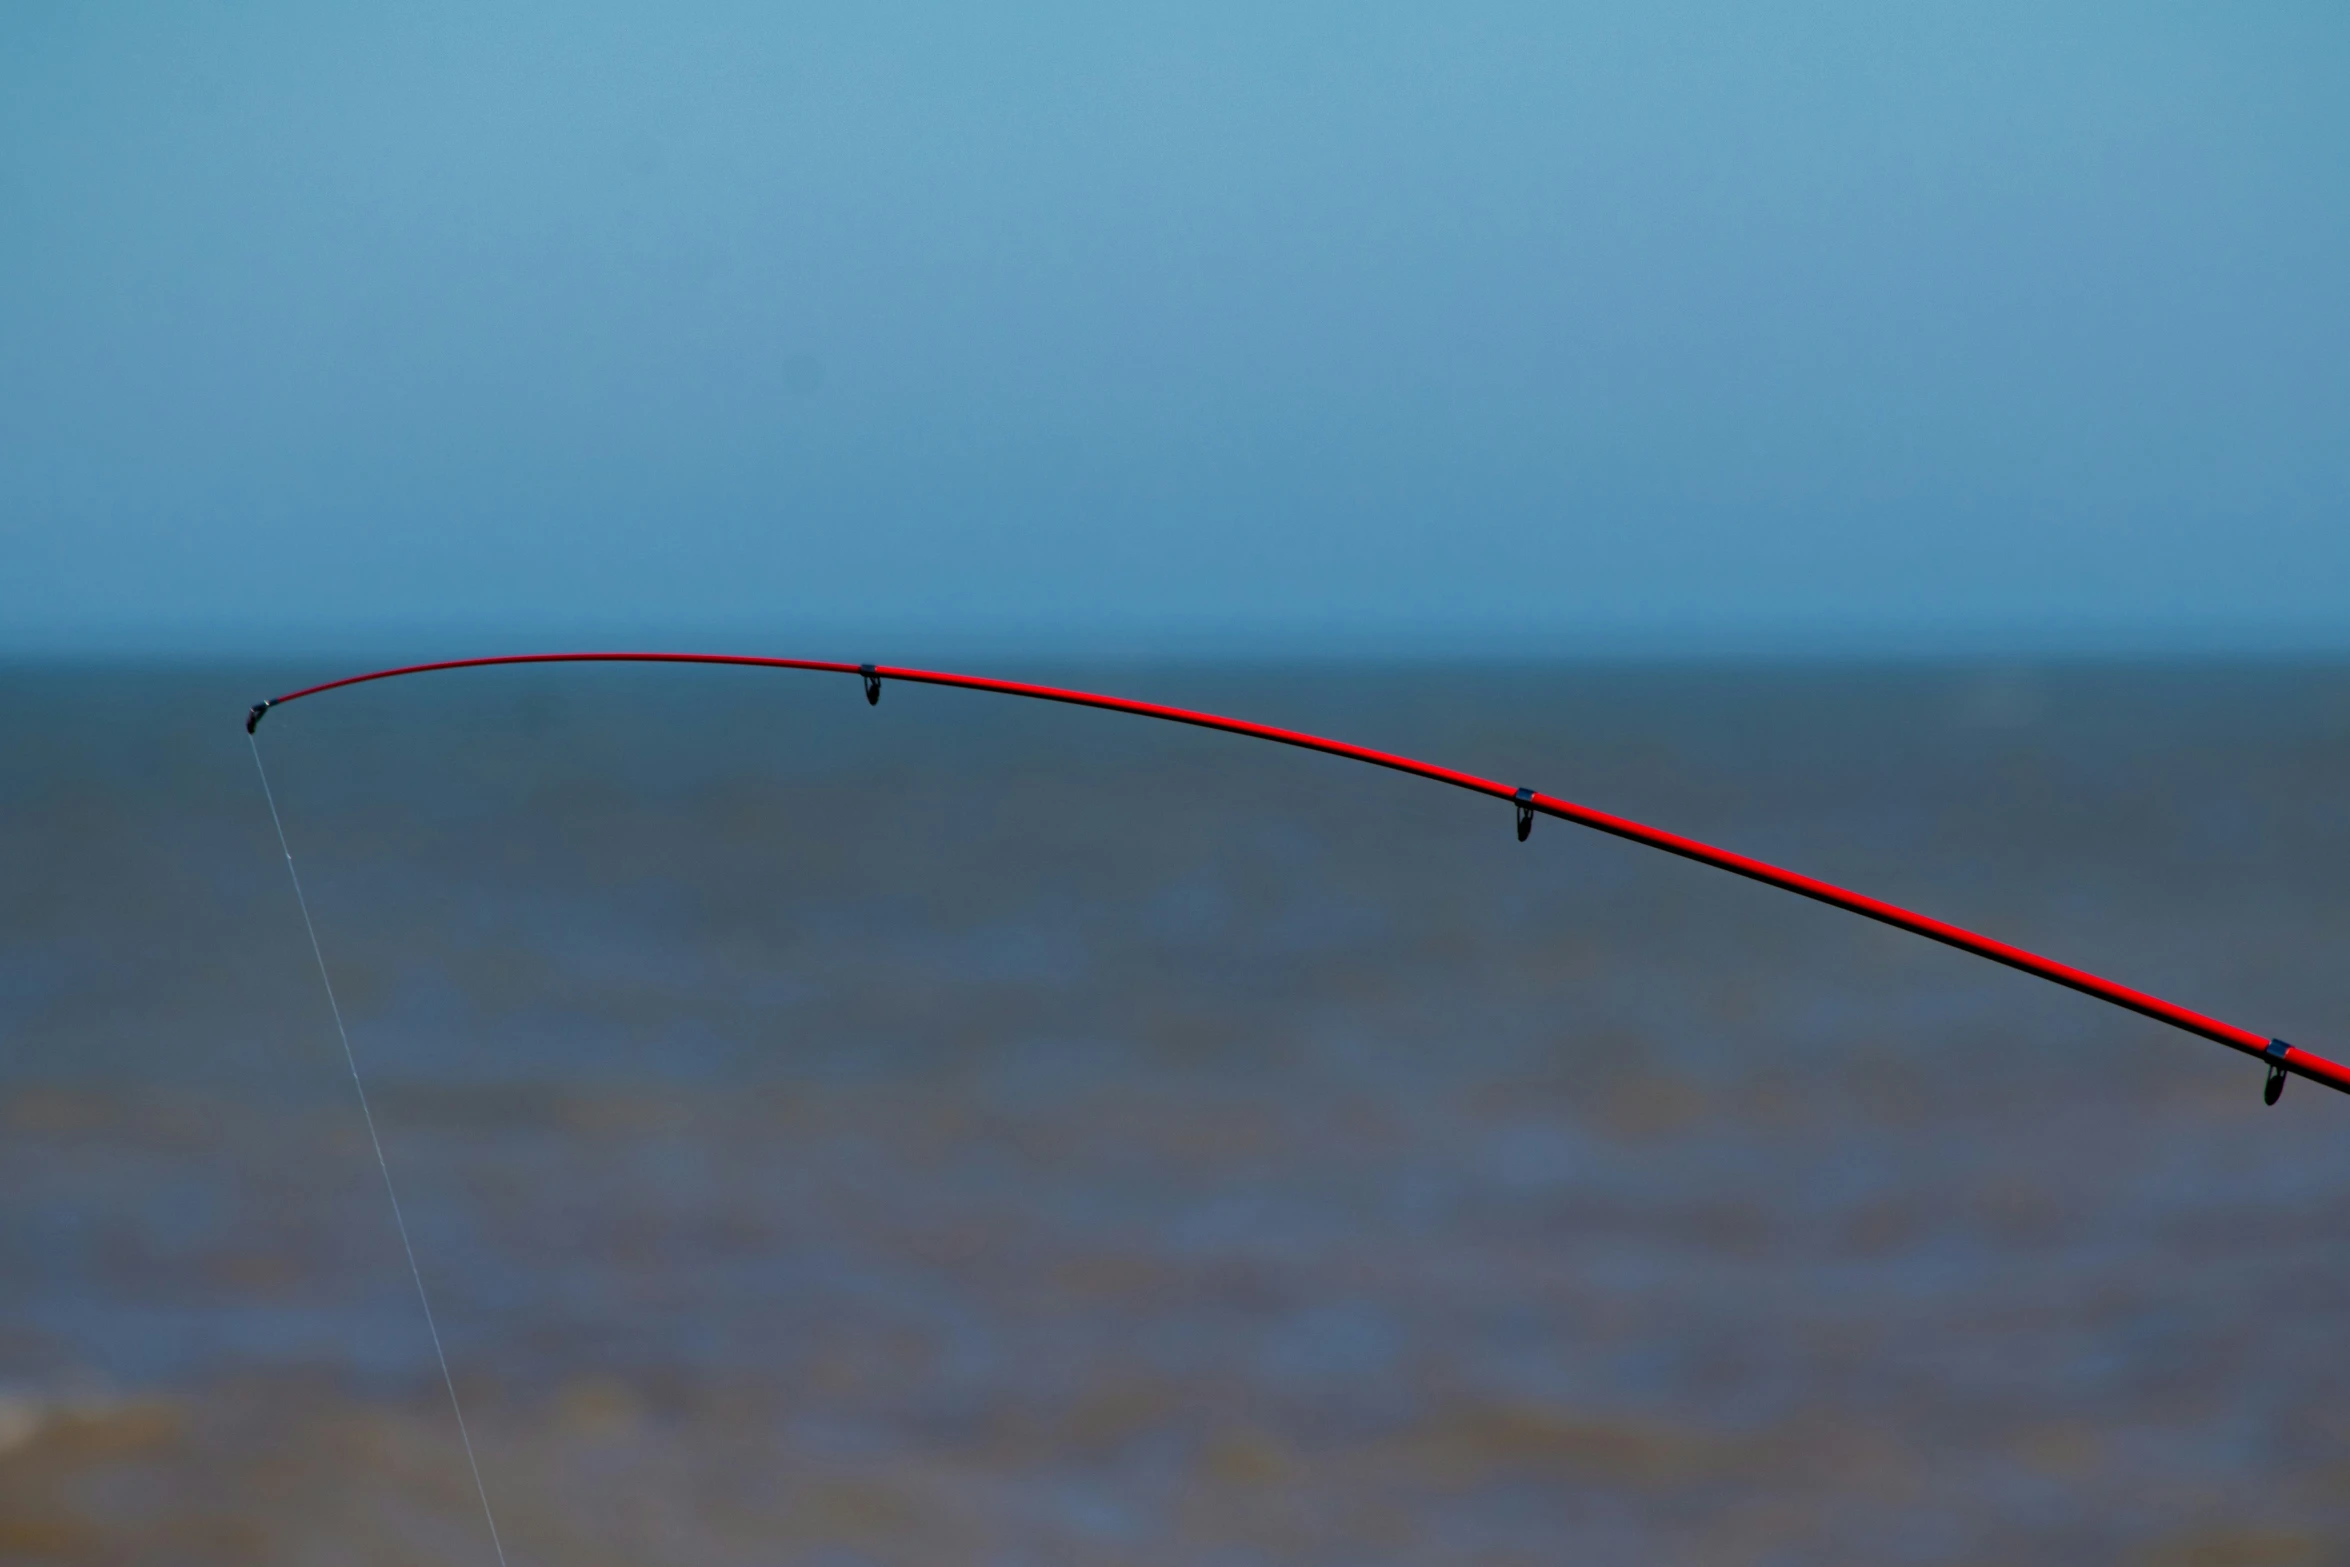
[248,733,510,1567]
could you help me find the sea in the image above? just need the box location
[5,659,2348,1564]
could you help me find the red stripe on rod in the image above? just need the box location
[251,651,2347,1100]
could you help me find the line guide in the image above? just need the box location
[249,651,2344,1104]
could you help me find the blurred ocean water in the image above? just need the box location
[4,660,2349,1564]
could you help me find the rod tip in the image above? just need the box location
[246,700,273,734]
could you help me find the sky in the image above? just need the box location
[3,3,2345,656]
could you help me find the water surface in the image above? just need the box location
[5,661,2348,1563]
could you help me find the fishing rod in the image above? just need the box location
[247,650,2345,1105]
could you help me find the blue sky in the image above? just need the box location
[3,4,2344,655]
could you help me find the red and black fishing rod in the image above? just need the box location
[247,651,2346,1105]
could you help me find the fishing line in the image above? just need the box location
[248,733,511,1567]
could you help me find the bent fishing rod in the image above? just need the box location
[247,651,2346,1106]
